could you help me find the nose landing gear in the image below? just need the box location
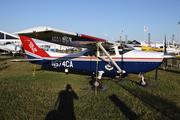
[140,73,148,87]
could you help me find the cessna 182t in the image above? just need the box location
[12,26,174,87]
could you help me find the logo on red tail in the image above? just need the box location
[29,41,37,53]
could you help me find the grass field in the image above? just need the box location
[0,54,180,120]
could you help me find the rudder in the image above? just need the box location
[19,35,50,58]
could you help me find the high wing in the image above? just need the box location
[13,26,124,73]
[13,26,117,49]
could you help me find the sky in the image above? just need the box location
[1,0,180,44]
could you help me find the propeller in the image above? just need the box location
[164,34,167,54]
[163,34,167,70]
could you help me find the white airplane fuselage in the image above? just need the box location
[27,48,164,74]
[0,42,21,53]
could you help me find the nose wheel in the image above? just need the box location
[140,79,148,87]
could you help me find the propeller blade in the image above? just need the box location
[163,34,167,70]
[164,34,167,54]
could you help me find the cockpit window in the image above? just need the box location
[83,44,134,57]
[83,48,116,57]
[100,48,115,56]
[83,50,97,57]
[0,32,4,39]
[118,44,134,55]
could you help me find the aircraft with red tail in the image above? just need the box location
[11,26,174,87]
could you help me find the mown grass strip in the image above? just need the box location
[0,55,180,119]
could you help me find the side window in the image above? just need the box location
[6,34,19,39]
[0,32,4,39]
[108,48,115,56]
[118,44,134,55]
[84,48,116,57]
[99,48,115,56]
[118,46,124,55]
[83,50,97,57]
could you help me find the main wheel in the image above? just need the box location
[93,79,102,88]
[140,79,148,87]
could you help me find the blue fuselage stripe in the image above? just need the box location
[32,58,162,74]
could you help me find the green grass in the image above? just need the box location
[0,54,180,119]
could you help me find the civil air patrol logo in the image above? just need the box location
[105,62,114,71]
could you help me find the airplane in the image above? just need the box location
[0,30,21,44]
[11,26,174,88]
[0,42,21,57]
[127,40,180,54]
[0,30,21,57]
[156,45,180,54]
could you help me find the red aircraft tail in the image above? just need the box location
[19,35,50,58]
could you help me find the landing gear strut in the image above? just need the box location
[140,73,148,87]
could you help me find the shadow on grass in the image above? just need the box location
[0,58,13,61]
[109,94,138,120]
[45,84,78,120]
[116,82,180,119]
[157,68,180,74]
[0,66,9,71]
[0,61,9,71]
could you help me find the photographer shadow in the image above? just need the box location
[109,94,138,120]
[46,84,78,120]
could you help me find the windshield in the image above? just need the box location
[118,44,134,55]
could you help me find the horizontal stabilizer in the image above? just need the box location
[9,59,43,62]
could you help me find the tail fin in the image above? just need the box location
[19,35,50,59]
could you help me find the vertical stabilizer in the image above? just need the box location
[19,35,50,58]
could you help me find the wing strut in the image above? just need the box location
[97,42,125,74]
